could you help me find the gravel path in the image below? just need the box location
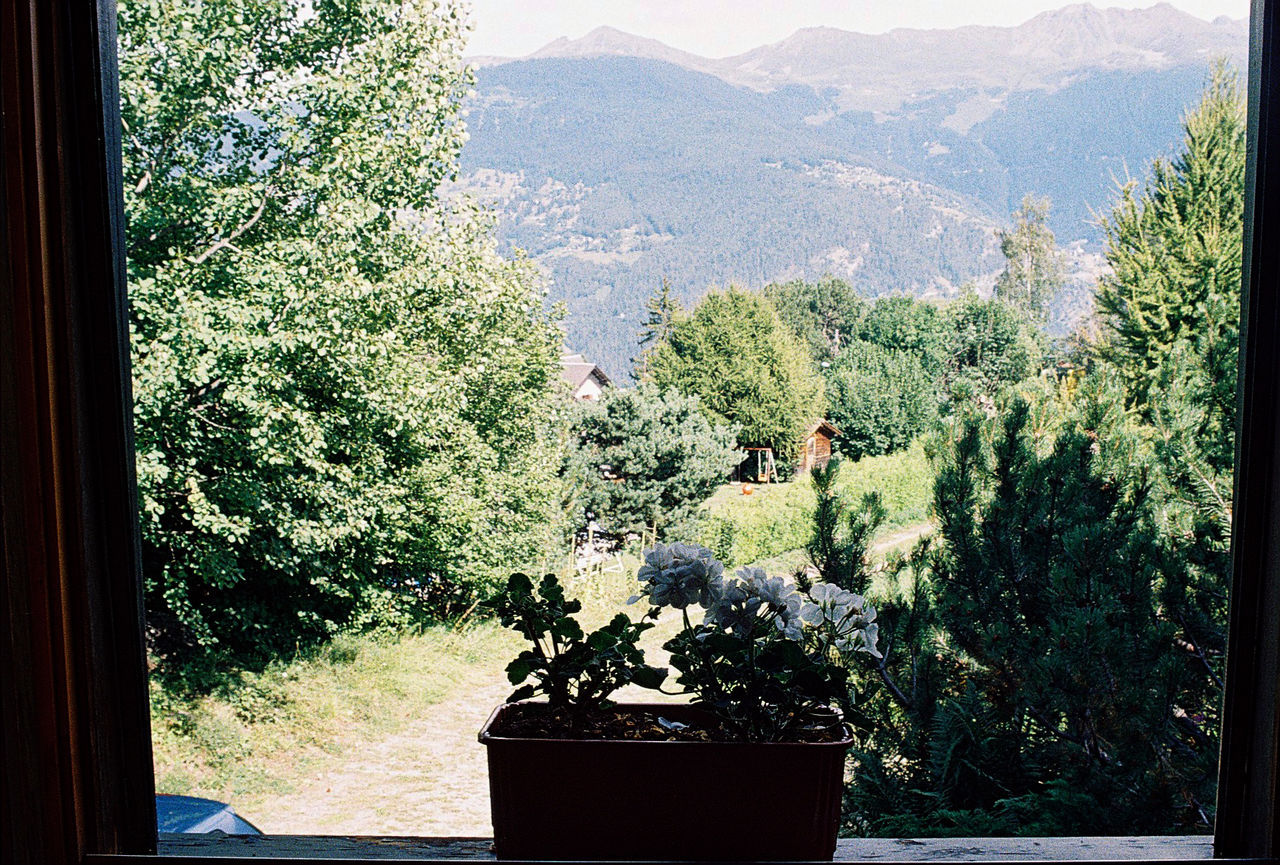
[252,659,511,836]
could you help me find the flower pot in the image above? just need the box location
[479,702,853,861]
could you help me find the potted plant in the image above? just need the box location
[479,543,881,861]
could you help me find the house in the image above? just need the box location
[798,420,841,472]
[561,352,611,400]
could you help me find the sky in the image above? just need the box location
[464,0,1251,58]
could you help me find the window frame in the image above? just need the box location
[3,0,1279,862]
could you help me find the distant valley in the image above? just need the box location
[459,3,1247,377]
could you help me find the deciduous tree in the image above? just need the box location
[649,287,825,458]
[121,0,564,677]
[994,196,1067,324]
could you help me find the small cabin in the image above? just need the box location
[561,353,611,401]
[798,420,840,472]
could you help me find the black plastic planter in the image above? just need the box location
[479,702,854,861]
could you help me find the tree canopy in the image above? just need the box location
[825,341,935,461]
[649,287,825,458]
[944,294,1043,398]
[122,0,564,677]
[764,277,869,363]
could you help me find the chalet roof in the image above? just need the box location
[805,419,842,439]
[560,360,611,390]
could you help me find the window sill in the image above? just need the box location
[120,833,1216,862]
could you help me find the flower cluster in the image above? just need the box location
[801,583,882,658]
[631,542,724,609]
[631,543,881,740]
[633,543,880,657]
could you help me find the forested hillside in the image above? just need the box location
[459,7,1244,376]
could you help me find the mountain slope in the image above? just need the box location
[459,5,1246,377]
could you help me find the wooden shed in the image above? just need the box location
[798,420,841,472]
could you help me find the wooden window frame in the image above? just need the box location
[3,0,1280,862]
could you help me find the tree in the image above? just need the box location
[121,0,565,677]
[846,382,1220,835]
[649,287,825,458]
[563,385,739,542]
[1091,65,1244,772]
[932,384,1216,831]
[806,458,886,593]
[944,294,1043,399]
[764,277,869,362]
[633,278,684,380]
[824,341,935,460]
[1094,62,1244,428]
[994,195,1067,324]
[858,296,949,378]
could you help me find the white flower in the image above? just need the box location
[806,582,882,658]
[706,581,762,636]
[774,612,804,641]
[637,543,725,610]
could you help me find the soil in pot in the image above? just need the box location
[487,701,848,743]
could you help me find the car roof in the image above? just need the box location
[155,794,261,834]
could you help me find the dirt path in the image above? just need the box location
[251,606,685,836]
[252,655,512,836]
[871,521,934,557]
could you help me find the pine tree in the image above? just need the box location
[1092,63,1242,757]
[805,458,885,593]
[917,382,1214,832]
[633,278,684,381]
[1094,62,1245,415]
[563,384,738,543]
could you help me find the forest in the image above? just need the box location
[123,0,1240,836]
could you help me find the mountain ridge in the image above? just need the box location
[473,4,1246,113]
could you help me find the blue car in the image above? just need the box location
[155,795,262,834]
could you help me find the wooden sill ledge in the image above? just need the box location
[140,833,1214,862]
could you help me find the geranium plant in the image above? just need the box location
[482,548,880,861]
[486,572,666,726]
[629,542,881,741]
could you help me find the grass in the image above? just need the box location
[700,441,934,567]
[151,622,524,808]
[149,556,658,817]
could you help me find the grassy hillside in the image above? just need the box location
[700,442,933,568]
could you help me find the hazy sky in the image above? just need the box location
[465,1,1251,58]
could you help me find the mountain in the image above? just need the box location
[459,5,1247,377]
[512,5,1245,115]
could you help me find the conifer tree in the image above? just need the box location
[563,384,738,543]
[1093,62,1242,725]
[633,278,684,380]
[1094,62,1245,416]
